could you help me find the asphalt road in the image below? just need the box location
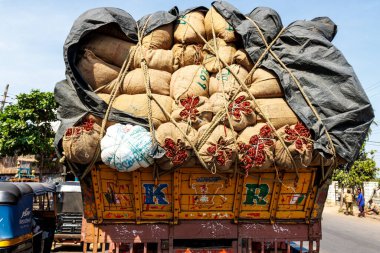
[320,206,380,253]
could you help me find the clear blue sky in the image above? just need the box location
[0,0,379,171]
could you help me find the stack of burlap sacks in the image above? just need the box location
[63,8,318,174]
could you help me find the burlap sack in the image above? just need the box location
[117,68,171,95]
[203,39,237,73]
[102,94,173,127]
[96,93,111,103]
[172,44,203,68]
[171,96,213,129]
[209,64,248,96]
[198,124,237,173]
[142,24,173,50]
[85,34,135,67]
[170,65,210,100]
[77,49,120,91]
[274,122,313,169]
[174,11,205,44]
[233,49,254,72]
[131,46,178,73]
[237,123,276,173]
[256,98,298,129]
[204,7,237,42]
[209,92,256,131]
[156,122,198,169]
[247,68,284,98]
[308,152,346,167]
[62,119,101,165]
[85,114,116,129]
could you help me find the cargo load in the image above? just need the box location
[54,2,373,250]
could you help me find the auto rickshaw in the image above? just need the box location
[53,181,83,247]
[0,182,34,253]
[24,182,56,253]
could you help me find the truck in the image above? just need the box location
[55,1,374,253]
[79,165,329,253]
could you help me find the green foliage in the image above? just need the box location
[333,144,378,188]
[0,90,57,157]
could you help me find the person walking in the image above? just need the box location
[344,189,354,215]
[356,188,365,217]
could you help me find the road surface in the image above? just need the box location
[320,206,380,253]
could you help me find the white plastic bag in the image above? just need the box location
[101,124,154,172]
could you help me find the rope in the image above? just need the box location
[210,9,240,175]
[178,17,298,177]
[80,45,137,180]
[245,16,337,161]
[136,17,157,147]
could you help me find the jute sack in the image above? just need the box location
[84,34,135,67]
[209,92,256,131]
[247,68,284,98]
[170,65,210,100]
[198,124,237,173]
[171,96,213,130]
[102,94,173,128]
[256,98,298,129]
[237,123,276,173]
[85,114,116,129]
[274,122,313,169]
[156,122,198,169]
[204,7,237,42]
[233,49,254,72]
[131,46,178,73]
[96,93,111,103]
[77,49,120,91]
[172,44,203,68]
[203,39,236,73]
[142,24,173,50]
[209,64,248,96]
[175,11,206,44]
[62,119,101,165]
[118,68,171,95]
[308,152,345,167]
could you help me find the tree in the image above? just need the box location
[0,90,58,177]
[333,143,378,189]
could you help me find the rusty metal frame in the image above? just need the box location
[82,219,321,252]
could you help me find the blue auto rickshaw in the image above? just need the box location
[0,182,34,252]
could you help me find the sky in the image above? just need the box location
[0,0,379,172]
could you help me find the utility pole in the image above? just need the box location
[1,84,9,112]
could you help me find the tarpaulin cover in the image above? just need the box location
[55,1,374,164]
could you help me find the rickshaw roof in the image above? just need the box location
[23,182,56,195]
[0,182,33,205]
[56,181,81,193]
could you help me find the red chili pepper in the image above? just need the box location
[163,138,188,165]
[179,96,201,121]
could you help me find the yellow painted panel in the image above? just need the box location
[179,211,234,220]
[239,211,271,219]
[102,211,135,219]
[240,173,276,212]
[280,172,313,193]
[180,194,235,211]
[88,165,320,222]
[276,211,307,220]
[141,211,173,220]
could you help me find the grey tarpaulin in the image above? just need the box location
[55,7,178,148]
[212,1,374,163]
